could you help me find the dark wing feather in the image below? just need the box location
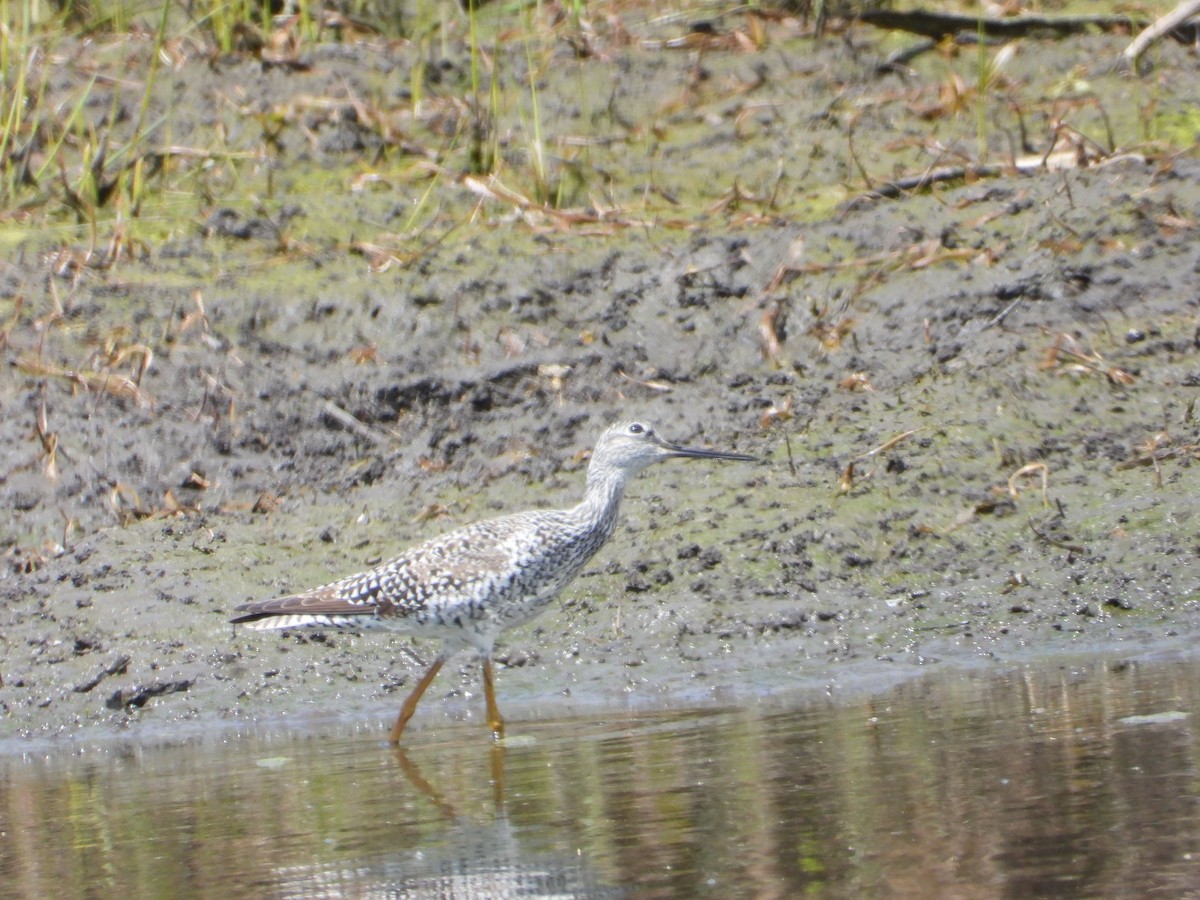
[230,588,372,624]
[230,510,553,628]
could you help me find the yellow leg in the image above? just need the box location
[389,655,445,745]
[482,658,505,739]
[489,744,505,806]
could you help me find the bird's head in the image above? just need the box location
[588,421,756,480]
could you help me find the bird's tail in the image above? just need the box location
[231,595,379,631]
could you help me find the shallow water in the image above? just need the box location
[4,652,1200,898]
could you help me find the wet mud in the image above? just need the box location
[1,14,1198,744]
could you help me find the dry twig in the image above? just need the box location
[1122,0,1200,72]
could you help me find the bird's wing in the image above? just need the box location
[231,512,553,628]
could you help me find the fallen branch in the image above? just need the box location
[1029,521,1085,554]
[855,429,918,462]
[1121,0,1200,73]
[842,152,1147,211]
[848,163,1005,204]
[320,400,394,447]
[859,9,1147,41]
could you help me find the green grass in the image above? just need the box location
[1,0,1197,267]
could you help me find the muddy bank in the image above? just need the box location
[1,12,1199,744]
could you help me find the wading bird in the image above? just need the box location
[231,421,755,743]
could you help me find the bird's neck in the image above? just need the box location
[575,466,628,540]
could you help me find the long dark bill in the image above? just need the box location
[663,440,757,463]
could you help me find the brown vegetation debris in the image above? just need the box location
[807,314,856,352]
[839,461,856,493]
[415,503,451,522]
[617,371,673,393]
[174,292,211,338]
[183,472,211,491]
[707,181,773,216]
[859,430,918,461]
[17,357,156,407]
[538,364,572,404]
[459,172,652,231]
[760,301,786,364]
[1007,462,1050,508]
[34,398,60,482]
[109,483,150,525]
[643,22,748,53]
[773,236,989,280]
[839,372,874,392]
[4,542,66,575]
[1116,432,1200,488]
[1038,333,1135,385]
[1135,197,1197,236]
[349,343,380,365]
[841,430,918,492]
[160,489,200,516]
[759,396,794,431]
[1028,520,1086,554]
[251,491,282,515]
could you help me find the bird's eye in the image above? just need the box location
[628,423,645,434]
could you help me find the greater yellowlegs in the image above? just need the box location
[231,420,755,742]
